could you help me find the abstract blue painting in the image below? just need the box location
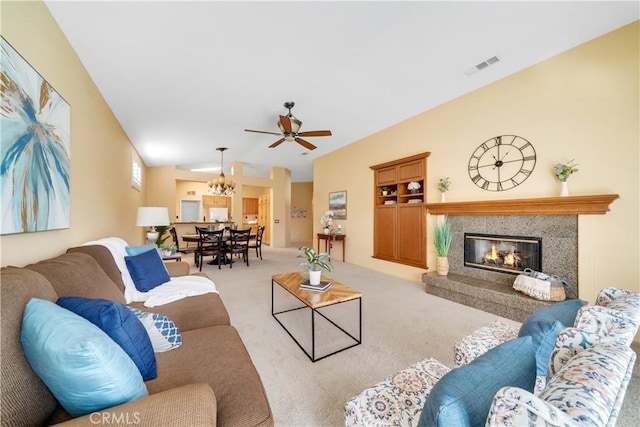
[1,37,70,234]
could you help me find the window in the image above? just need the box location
[131,155,142,191]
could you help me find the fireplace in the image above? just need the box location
[464,233,542,275]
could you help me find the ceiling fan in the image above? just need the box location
[244,101,332,150]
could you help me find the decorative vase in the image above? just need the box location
[440,192,446,203]
[560,181,569,197]
[436,256,449,276]
[323,227,330,234]
[309,270,322,285]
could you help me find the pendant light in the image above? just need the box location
[207,147,236,196]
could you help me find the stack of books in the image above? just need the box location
[299,280,332,292]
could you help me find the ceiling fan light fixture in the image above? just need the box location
[278,116,302,134]
[208,147,235,196]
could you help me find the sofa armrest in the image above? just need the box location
[486,386,575,426]
[453,321,518,367]
[165,261,190,277]
[54,384,217,427]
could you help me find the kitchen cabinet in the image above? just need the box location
[370,152,430,268]
[242,198,259,215]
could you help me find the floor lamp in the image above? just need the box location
[136,207,170,243]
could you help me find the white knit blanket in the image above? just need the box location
[513,274,551,300]
[83,237,217,307]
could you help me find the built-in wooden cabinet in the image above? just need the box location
[258,194,270,245]
[371,152,430,268]
[242,198,259,215]
[202,195,231,219]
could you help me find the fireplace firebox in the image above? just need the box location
[464,233,542,275]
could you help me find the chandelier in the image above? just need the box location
[207,147,236,196]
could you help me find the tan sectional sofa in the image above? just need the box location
[1,245,273,426]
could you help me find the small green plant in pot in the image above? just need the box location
[432,216,452,275]
[297,246,332,285]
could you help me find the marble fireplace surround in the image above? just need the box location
[421,195,618,322]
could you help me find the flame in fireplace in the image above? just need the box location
[483,244,519,267]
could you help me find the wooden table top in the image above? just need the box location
[272,272,362,309]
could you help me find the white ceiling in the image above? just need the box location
[44,1,638,182]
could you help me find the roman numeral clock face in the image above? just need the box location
[468,135,536,191]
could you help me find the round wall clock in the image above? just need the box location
[468,135,536,191]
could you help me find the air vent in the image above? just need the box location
[463,55,501,76]
[187,190,196,196]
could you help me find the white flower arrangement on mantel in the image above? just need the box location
[407,181,421,193]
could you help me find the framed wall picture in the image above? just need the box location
[1,36,71,234]
[329,191,347,219]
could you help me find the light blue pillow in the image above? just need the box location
[20,298,148,417]
[125,248,171,292]
[518,298,585,375]
[125,244,158,256]
[419,336,536,427]
[56,297,157,380]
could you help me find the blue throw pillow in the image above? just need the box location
[419,336,536,427]
[21,298,148,417]
[128,307,183,352]
[56,297,157,380]
[518,298,585,375]
[125,244,159,256]
[125,248,171,292]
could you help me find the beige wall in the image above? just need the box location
[314,22,640,303]
[0,1,147,267]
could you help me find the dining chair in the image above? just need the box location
[227,228,251,268]
[169,227,197,257]
[196,228,225,271]
[248,225,265,260]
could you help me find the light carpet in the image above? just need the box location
[188,245,639,427]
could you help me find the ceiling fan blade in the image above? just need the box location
[279,115,292,133]
[269,138,286,148]
[297,130,332,137]
[244,129,282,136]
[295,137,317,150]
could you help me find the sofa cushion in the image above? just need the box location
[21,298,148,417]
[540,342,636,426]
[147,325,273,427]
[125,249,171,292]
[518,298,584,376]
[56,297,157,380]
[418,336,536,427]
[128,307,183,352]
[0,267,59,426]
[26,252,126,303]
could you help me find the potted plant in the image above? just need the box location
[554,159,579,197]
[161,243,177,256]
[407,181,421,194]
[381,186,389,196]
[432,216,452,275]
[437,177,451,202]
[297,246,332,285]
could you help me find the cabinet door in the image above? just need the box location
[397,205,426,267]
[398,159,424,182]
[376,166,397,186]
[373,206,397,260]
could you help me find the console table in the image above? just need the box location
[317,233,346,262]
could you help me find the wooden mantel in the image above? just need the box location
[425,194,619,216]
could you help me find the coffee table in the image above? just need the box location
[271,272,362,362]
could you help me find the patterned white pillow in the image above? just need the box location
[127,307,182,352]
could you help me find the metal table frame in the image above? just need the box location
[271,279,362,362]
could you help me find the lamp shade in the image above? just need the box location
[136,207,170,227]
